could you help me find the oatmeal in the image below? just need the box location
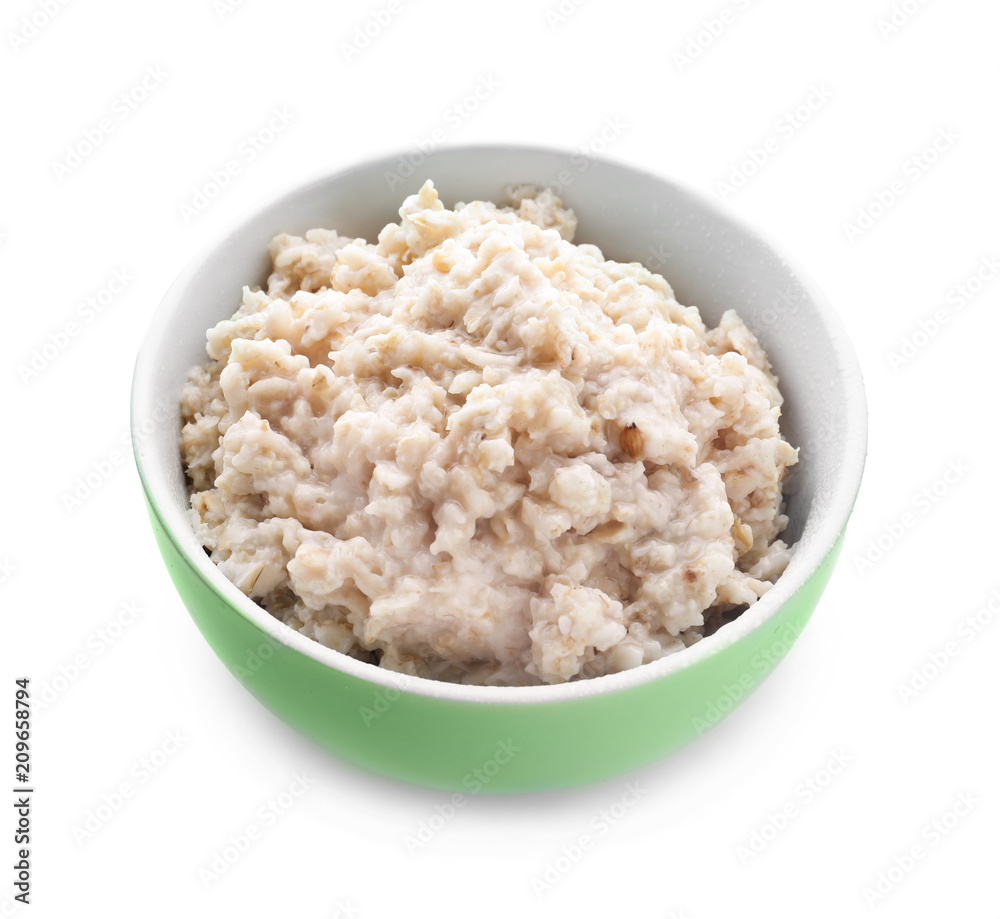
[180,181,797,685]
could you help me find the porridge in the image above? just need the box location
[180,181,798,685]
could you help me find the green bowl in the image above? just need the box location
[132,145,867,792]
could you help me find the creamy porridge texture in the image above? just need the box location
[180,181,798,685]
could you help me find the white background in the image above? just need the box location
[2,0,997,916]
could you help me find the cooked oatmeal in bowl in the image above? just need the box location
[134,145,866,788]
[179,180,798,687]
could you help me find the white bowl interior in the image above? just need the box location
[132,145,867,703]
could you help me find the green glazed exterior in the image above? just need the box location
[133,146,867,792]
[147,494,843,792]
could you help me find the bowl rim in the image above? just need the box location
[131,142,868,706]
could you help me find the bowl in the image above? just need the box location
[131,144,867,792]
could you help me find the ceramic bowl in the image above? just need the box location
[132,144,867,791]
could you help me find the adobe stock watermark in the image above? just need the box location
[198,772,315,888]
[672,0,754,72]
[7,0,71,53]
[33,601,143,714]
[359,667,411,726]
[213,0,249,20]
[737,749,853,864]
[716,83,834,201]
[876,0,934,39]
[178,106,295,222]
[70,730,188,845]
[51,66,168,182]
[886,254,999,371]
[746,287,802,339]
[692,619,807,734]
[852,458,969,575]
[384,74,501,191]
[16,268,133,386]
[896,587,1000,705]
[231,632,284,685]
[403,739,520,853]
[530,780,647,896]
[641,239,675,275]
[539,116,628,201]
[340,0,406,62]
[326,902,361,919]
[544,0,589,30]
[862,791,979,907]
[842,127,959,244]
[60,397,172,514]
[0,556,16,588]
[0,889,27,917]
